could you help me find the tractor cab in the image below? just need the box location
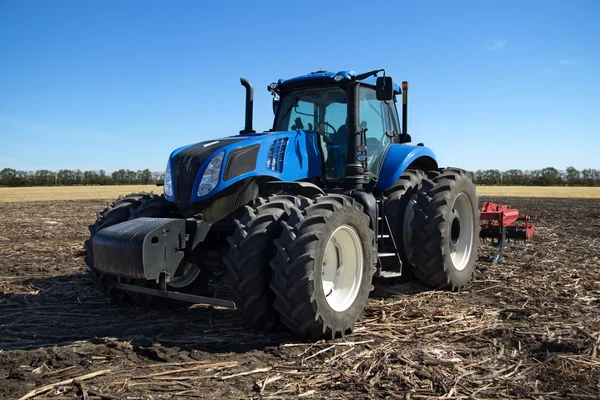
[269,70,407,183]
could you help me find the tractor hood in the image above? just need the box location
[164,131,323,205]
[167,137,246,204]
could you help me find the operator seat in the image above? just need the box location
[331,124,348,178]
[323,123,347,180]
[334,124,348,146]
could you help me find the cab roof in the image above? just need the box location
[272,70,402,94]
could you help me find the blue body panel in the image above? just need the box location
[165,131,323,203]
[376,144,438,191]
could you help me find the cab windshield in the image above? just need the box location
[274,87,347,133]
[274,87,347,180]
[273,85,399,181]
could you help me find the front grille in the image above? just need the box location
[266,138,288,173]
[171,138,242,202]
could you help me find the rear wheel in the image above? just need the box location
[224,195,307,328]
[410,168,479,290]
[383,169,426,272]
[85,193,207,307]
[270,195,376,339]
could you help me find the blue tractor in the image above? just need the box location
[85,69,479,339]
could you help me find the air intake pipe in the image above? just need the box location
[240,78,256,134]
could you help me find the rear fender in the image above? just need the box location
[375,144,438,191]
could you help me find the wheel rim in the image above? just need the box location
[321,225,364,312]
[168,261,201,288]
[402,195,417,258]
[449,193,474,271]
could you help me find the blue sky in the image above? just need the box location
[1,0,598,173]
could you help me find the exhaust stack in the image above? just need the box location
[401,81,408,136]
[240,78,256,134]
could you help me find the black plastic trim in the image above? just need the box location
[223,144,260,181]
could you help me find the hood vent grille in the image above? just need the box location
[266,138,288,173]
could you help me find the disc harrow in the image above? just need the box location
[479,202,534,263]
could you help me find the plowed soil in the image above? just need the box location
[0,197,598,399]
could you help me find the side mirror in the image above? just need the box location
[376,76,394,101]
[272,97,279,115]
[399,133,412,143]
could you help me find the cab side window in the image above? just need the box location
[358,87,395,175]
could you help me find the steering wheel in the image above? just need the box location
[320,122,337,135]
[320,122,337,144]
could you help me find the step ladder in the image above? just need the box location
[375,199,403,278]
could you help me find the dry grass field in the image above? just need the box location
[0,185,161,202]
[0,185,599,202]
[476,185,600,198]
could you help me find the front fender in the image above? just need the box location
[376,144,438,191]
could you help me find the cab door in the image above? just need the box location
[358,86,400,177]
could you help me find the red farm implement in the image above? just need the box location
[479,202,534,263]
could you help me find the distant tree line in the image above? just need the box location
[1,166,599,187]
[470,167,600,186]
[0,168,165,187]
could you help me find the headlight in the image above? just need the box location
[164,162,173,197]
[197,150,225,197]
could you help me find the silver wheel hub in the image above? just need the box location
[321,225,364,312]
[168,261,201,288]
[449,193,474,271]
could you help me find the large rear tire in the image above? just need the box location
[84,193,207,307]
[410,168,479,290]
[224,195,307,329]
[383,169,426,272]
[270,195,376,339]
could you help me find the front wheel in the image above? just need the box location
[270,195,376,339]
[410,168,479,290]
[223,195,307,329]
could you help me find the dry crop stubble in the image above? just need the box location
[0,196,598,398]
